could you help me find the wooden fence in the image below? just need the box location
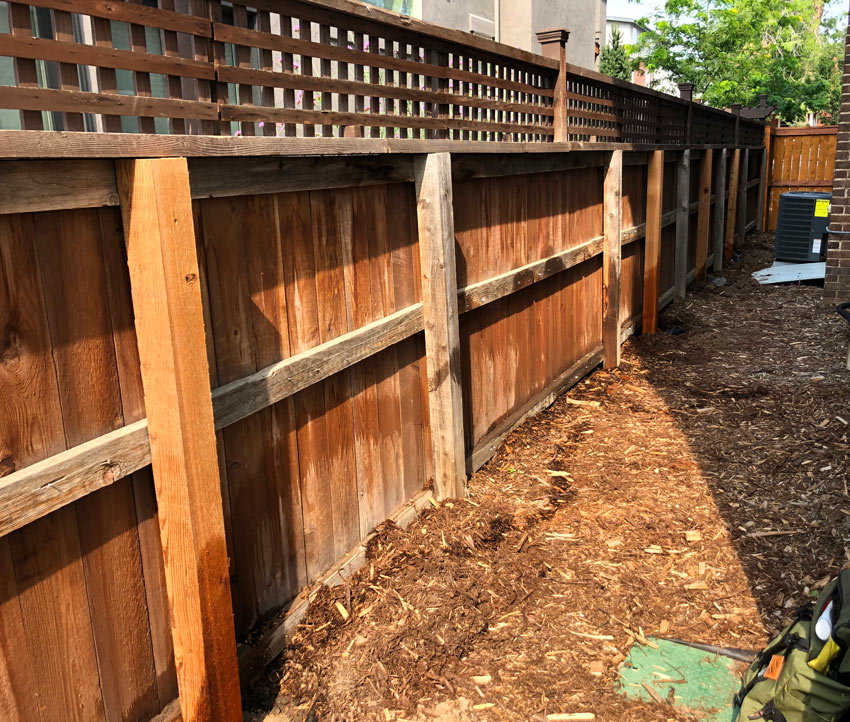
[763,125,837,230]
[0,2,768,721]
[0,138,763,722]
[0,0,763,145]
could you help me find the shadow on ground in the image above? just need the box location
[631,231,850,631]
[244,232,850,722]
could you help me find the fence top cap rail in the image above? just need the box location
[0,131,763,160]
[773,125,837,135]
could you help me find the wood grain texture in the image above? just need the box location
[0,302,426,539]
[695,149,713,282]
[0,164,689,544]
[278,190,336,581]
[117,157,242,722]
[310,188,361,559]
[736,148,749,251]
[725,148,740,261]
[603,150,623,368]
[713,149,728,272]
[0,159,118,215]
[0,209,86,720]
[415,153,466,498]
[642,150,664,335]
[98,204,179,706]
[33,206,164,720]
[0,538,41,721]
[188,155,414,199]
[458,236,603,313]
[0,85,218,120]
[0,131,761,160]
[197,192,290,635]
[758,128,771,231]
[674,149,690,299]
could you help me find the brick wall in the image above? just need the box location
[824,3,850,305]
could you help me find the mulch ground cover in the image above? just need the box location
[246,232,850,721]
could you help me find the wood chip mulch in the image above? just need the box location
[246,232,850,722]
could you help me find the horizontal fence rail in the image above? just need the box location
[0,0,762,143]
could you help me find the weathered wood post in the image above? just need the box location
[713,148,728,272]
[536,28,570,143]
[675,149,691,299]
[643,150,664,334]
[725,148,741,261]
[603,149,623,367]
[116,158,243,722]
[736,148,749,250]
[695,148,713,281]
[414,153,467,499]
[678,82,694,145]
[732,102,742,146]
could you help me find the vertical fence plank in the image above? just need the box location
[414,153,466,499]
[34,207,160,721]
[695,148,713,281]
[675,149,690,299]
[602,149,622,368]
[0,211,101,721]
[713,148,728,272]
[725,148,741,261]
[642,149,664,334]
[116,158,242,722]
[0,539,41,722]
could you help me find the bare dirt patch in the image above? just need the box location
[246,232,850,721]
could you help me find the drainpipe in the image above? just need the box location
[493,0,500,42]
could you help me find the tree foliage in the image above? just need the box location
[630,0,844,123]
[600,29,633,81]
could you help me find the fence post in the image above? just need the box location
[678,82,694,144]
[603,149,623,367]
[414,153,466,499]
[725,148,741,261]
[116,158,243,722]
[643,150,664,334]
[713,148,728,272]
[732,103,742,146]
[695,148,713,281]
[536,29,570,143]
[675,149,691,299]
[736,148,749,249]
[757,125,772,231]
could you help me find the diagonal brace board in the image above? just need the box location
[116,158,242,722]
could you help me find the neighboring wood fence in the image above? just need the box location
[0,139,762,722]
[0,0,763,144]
[763,125,837,230]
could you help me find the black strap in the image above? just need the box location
[748,701,788,722]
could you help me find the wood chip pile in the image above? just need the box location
[245,232,850,721]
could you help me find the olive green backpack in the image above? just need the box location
[732,570,850,722]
